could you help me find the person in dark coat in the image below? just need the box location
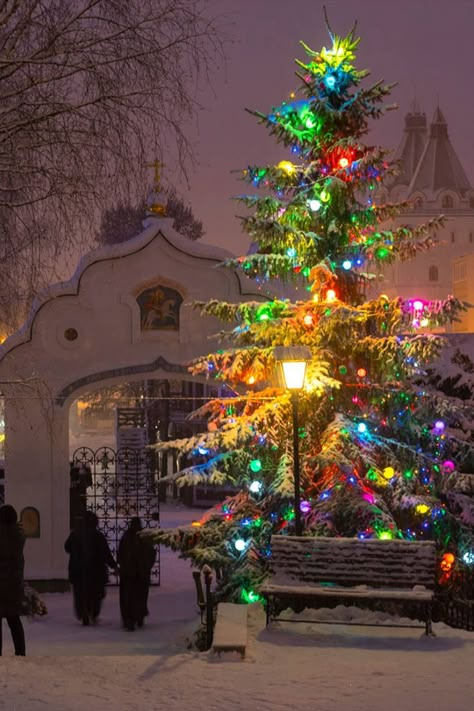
[117,517,156,631]
[64,510,117,626]
[0,504,26,656]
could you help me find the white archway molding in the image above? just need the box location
[0,217,262,581]
[57,356,188,407]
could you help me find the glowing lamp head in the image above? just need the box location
[234,539,246,552]
[281,361,308,390]
[274,345,311,391]
[300,500,312,514]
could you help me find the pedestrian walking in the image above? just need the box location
[0,504,26,656]
[118,517,156,631]
[64,510,117,626]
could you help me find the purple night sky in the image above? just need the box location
[178,0,474,256]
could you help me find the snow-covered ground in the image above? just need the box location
[2,504,474,710]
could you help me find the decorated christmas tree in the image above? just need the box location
[155,21,473,605]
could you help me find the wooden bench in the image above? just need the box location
[261,536,437,635]
[212,603,248,657]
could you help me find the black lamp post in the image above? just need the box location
[274,346,311,536]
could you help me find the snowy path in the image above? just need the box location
[22,504,199,656]
[2,503,474,710]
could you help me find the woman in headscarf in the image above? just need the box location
[118,517,156,631]
[65,510,117,626]
[0,504,26,656]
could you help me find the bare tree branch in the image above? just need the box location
[0,0,225,331]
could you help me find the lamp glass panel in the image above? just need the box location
[282,361,307,390]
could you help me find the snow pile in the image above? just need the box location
[2,505,474,710]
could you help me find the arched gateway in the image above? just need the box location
[0,216,262,583]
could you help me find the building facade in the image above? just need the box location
[378,106,474,314]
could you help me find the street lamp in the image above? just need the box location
[274,346,312,536]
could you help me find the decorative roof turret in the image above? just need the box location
[407,107,471,197]
[391,101,427,188]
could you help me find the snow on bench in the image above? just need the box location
[212,603,248,657]
[261,536,437,635]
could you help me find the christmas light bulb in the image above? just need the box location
[287,247,297,258]
[249,459,262,473]
[247,375,256,385]
[434,420,445,433]
[303,314,313,326]
[357,423,367,434]
[300,500,312,514]
[320,189,330,203]
[339,157,349,168]
[416,504,430,514]
[382,466,395,479]
[277,160,296,175]
[249,480,263,494]
[463,551,474,565]
[234,539,246,552]
[342,260,352,270]
[326,289,337,302]
[308,199,321,212]
[413,300,424,311]
[357,368,367,378]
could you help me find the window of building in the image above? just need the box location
[414,197,423,209]
[442,195,454,209]
[451,232,455,243]
[428,265,439,282]
[454,262,467,282]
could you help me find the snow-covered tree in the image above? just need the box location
[153,22,473,605]
[96,190,204,246]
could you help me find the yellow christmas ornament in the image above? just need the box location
[416,504,430,515]
[382,466,395,479]
[277,160,296,175]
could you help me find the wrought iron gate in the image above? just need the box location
[71,446,160,585]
